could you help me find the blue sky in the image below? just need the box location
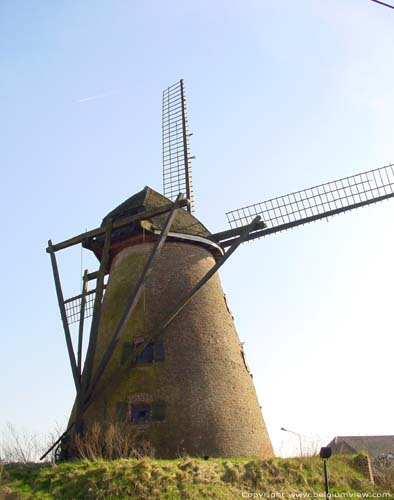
[1,0,393,456]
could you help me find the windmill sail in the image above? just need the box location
[64,288,106,325]
[224,164,394,245]
[64,291,95,325]
[162,79,194,212]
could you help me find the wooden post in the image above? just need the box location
[47,199,189,253]
[39,422,75,461]
[77,269,89,376]
[47,240,81,394]
[82,219,113,396]
[210,221,266,244]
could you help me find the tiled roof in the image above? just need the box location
[327,436,394,457]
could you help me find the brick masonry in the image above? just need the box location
[77,240,274,458]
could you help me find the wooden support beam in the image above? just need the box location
[158,215,262,332]
[86,270,107,282]
[39,422,75,461]
[47,199,189,253]
[77,269,89,376]
[86,271,99,281]
[210,221,266,244]
[63,286,106,305]
[82,216,261,412]
[83,194,185,405]
[47,240,81,394]
[82,219,113,395]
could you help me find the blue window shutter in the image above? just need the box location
[153,342,165,362]
[151,400,166,421]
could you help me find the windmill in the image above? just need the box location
[42,79,394,461]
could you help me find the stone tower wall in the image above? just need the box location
[82,241,273,458]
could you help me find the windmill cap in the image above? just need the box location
[82,186,223,266]
[101,186,211,239]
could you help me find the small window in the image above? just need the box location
[131,404,151,423]
[129,400,166,423]
[121,338,165,365]
[135,342,154,363]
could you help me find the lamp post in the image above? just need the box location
[280,427,303,457]
[320,447,332,500]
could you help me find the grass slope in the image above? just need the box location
[0,454,390,500]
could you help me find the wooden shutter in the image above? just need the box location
[153,341,165,362]
[116,401,129,422]
[151,400,166,421]
[120,342,133,366]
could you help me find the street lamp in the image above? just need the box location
[280,427,303,457]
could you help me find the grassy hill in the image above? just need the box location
[1,454,391,500]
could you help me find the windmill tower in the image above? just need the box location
[43,80,394,461]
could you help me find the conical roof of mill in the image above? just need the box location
[102,186,211,238]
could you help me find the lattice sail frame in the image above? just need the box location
[226,164,394,232]
[65,289,102,325]
[162,80,194,212]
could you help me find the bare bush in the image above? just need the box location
[0,422,154,463]
[73,421,155,460]
[41,422,67,463]
[277,433,323,458]
[373,453,394,490]
[0,422,67,464]
[302,434,324,457]
[0,423,42,463]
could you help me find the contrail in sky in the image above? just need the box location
[77,90,116,103]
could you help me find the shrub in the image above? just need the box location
[373,454,394,490]
[72,422,155,461]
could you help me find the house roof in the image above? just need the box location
[101,186,212,239]
[327,436,394,457]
